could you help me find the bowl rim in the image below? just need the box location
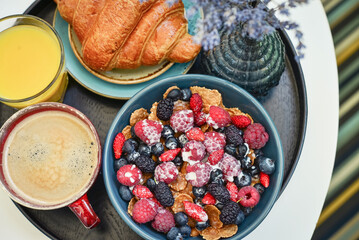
[103,74,284,240]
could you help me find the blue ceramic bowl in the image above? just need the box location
[103,74,284,240]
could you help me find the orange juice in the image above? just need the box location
[0,15,67,108]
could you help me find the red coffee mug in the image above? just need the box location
[0,102,101,229]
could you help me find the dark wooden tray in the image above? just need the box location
[0,0,307,239]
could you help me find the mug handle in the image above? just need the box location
[68,194,100,229]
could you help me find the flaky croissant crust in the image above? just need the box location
[55,0,201,71]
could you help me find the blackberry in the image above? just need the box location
[193,186,206,198]
[157,98,174,121]
[165,137,179,149]
[196,221,209,231]
[174,212,188,226]
[219,201,241,225]
[135,155,156,173]
[122,138,138,154]
[154,181,174,207]
[114,158,127,171]
[180,88,192,101]
[172,156,183,166]
[225,125,243,146]
[146,178,157,192]
[234,172,252,187]
[241,156,252,170]
[207,183,230,203]
[253,183,266,195]
[177,134,188,148]
[161,125,175,139]
[151,142,164,156]
[166,89,181,101]
[138,143,151,157]
[126,151,140,164]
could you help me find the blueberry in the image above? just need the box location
[130,126,137,139]
[196,221,209,231]
[126,151,140,164]
[119,185,133,202]
[146,178,157,192]
[257,156,275,174]
[174,212,188,226]
[224,144,238,158]
[193,186,206,198]
[165,137,179,149]
[241,156,252,170]
[253,183,265,195]
[254,149,264,157]
[114,158,127,171]
[210,169,224,185]
[179,225,191,237]
[166,89,181,101]
[167,227,180,240]
[216,202,224,210]
[138,143,151,157]
[235,210,245,225]
[151,142,164,157]
[237,144,248,159]
[177,134,188,148]
[241,206,252,216]
[234,172,252,187]
[238,129,244,136]
[162,125,175,139]
[247,164,260,176]
[216,127,225,133]
[172,156,183,166]
[122,138,138,154]
[180,88,192,101]
[195,197,204,207]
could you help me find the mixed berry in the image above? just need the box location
[112,86,276,240]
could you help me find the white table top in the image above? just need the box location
[0,0,338,239]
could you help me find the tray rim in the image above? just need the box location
[9,0,308,239]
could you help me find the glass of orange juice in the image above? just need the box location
[0,15,68,109]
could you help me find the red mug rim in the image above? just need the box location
[0,102,102,210]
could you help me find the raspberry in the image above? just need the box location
[159,148,181,162]
[237,186,260,207]
[189,93,203,113]
[135,155,156,173]
[207,183,230,203]
[132,199,159,223]
[219,201,241,225]
[208,149,224,166]
[170,110,194,133]
[183,201,208,222]
[155,162,178,184]
[117,164,142,187]
[134,119,163,146]
[231,115,251,129]
[186,127,205,141]
[132,185,153,199]
[224,125,243,146]
[113,132,126,159]
[181,140,206,163]
[203,131,226,153]
[260,172,270,188]
[226,182,239,202]
[219,153,242,182]
[194,111,207,126]
[157,98,174,121]
[243,123,269,149]
[206,106,231,129]
[151,208,175,233]
[185,162,212,187]
[154,181,174,207]
[202,192,216,205]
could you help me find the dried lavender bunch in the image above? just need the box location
[189,0,308,60]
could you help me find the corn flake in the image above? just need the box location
[130,108,149,126]
[219,224,238,238]
[173,100,190,112]
[204,205,223,229]
[201,226,221,240]
[148,102,160,121]
[171,193,193,213]
[122,125,132,140]
[169,172,187,191]
[190,86,222,113]
[191,227,201,237]
[127,197,138,216]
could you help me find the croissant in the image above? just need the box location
[55,0,201,71]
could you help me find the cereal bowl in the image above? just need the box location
[103,74,284,239]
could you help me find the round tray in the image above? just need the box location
[0,0,307,239]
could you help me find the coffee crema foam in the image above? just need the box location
[3,111,98,207]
